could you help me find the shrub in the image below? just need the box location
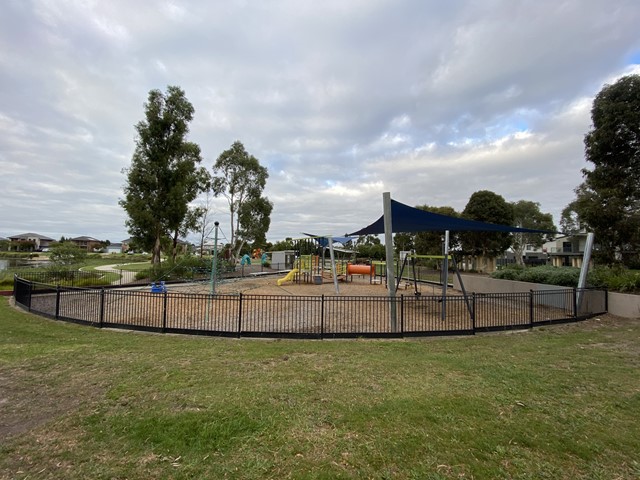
[491,265,580,287]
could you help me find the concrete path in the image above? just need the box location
[94,264,139,285]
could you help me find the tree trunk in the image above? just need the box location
[152,236,162,265]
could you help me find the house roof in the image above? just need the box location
[349,199,555,236]
[8,232,55,241]
[70,236,102,242]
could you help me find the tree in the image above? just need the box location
[194,191,217,258]
[120,86,208,265]
[211,141,273,262]
[48,242,87,267]
[271,238,295,251]
[510,200,556,265]
[573,74,640,265]
[459,191,514,265]
[413,205,461,255]
[560,201,582,235]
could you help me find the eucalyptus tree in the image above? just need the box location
[120,86,208,265]
[211,141,272,262]
[510,200,555,265]
[572,74,640,265]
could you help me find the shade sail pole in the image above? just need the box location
[328,236,340,295]
[383,192,397,332]
[441,230,449,321]
[576,232,595,314]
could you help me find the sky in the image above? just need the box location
[1,0,640,246]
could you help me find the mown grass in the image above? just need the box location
[1,297,639,479]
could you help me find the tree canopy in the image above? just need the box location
[510,200,556,265]
[459,190,514,258]
[572,74,640,265]
[212,141,273,261]
[48,242,87,267]
[120,86,208,264]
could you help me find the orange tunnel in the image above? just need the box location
[347,264,374,276]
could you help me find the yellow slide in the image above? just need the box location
[277,269,298,286]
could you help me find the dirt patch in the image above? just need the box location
[0,361,109,443]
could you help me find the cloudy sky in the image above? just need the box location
[1,0,639,245]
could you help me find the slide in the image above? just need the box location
[277,269,298,286]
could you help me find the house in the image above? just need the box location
[543,233,591,268]
[7,233,55,251]
[121,238,134,253]
[106,243,122,254]
[69,236,103,252]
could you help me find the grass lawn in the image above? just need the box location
[1,297,638,479]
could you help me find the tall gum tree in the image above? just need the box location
[211,141,272,262]
[573,74,640,266]
[510,200,555,265]
[120,86,207,265]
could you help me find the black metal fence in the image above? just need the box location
[13,275,608,339]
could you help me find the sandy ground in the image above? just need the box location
[167,273,449,297]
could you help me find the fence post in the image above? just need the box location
[400,295,404,334]
[529,290,534,327]
[55,285,61,319]
[99,288,105,328]
[27,281,33,311]
[237,293,243,338]
[573,288,578,319]
[471,292,476,333]
[320,294,325,340]
[604,287,608,313]
[162,290,168,332]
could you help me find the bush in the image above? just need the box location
[134,255,227,282]
[491,264,640,292]
[588,266,640,293]
[491,265,580,287]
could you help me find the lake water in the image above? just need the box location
[0,258,50,271]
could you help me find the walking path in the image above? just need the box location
[94,264,139,285]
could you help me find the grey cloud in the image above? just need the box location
[1,0,639,242]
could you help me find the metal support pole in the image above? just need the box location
[383,192,397,332]
[576,232,595,314]
[441,230,449,321]
[328,236,339,294]
[210,221,220,295]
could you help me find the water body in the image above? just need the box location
[0,258,50,271]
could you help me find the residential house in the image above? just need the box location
[69,236,103,252]
[543,233,591,268]
[106,243,122,254]
[7,233,55,251]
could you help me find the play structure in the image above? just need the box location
[275,236,360,292]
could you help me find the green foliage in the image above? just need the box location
[48,242,87,266]
[492,265,581,287]
[510,200,556,265]
[120,86,208,265]
[356,243,386,260]
[460,190,514,257]
[493,264,640,292]
[588,266,640,293]
[271,238,295,251]
[572,74,640,266]
[413,205,461,254]
[212,141,272,262]
[133,255,233,282]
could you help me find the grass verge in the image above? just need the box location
[0,297,638,479]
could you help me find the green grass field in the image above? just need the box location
[1,297,638,479]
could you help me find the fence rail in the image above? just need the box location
[13,276,608,339]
